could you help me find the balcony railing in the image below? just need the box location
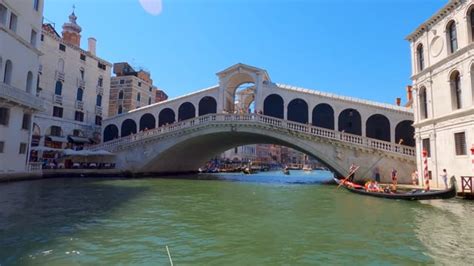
[96,86,104,95]
[53,94,63,105]
[0,82,44,110]
[77,78,86,88]
[95,106,103,115]
[55,71,65,81]
[75,100,84,110]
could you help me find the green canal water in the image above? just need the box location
[0,171,473,265]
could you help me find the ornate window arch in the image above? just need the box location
[447,20,458,54]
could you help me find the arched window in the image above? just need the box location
[76,88,83,101]
[3,60,12,84]
[447,21,458,54]
[139,113,156,131]
[26,71,33,93]
[118,105,123,114]
[96,94,102,106]
[159,108,176,126]
[198,96,217,116]
[417,44,424,71]
[287,98,308,124]
[419,87,428,119]
[469,7,474,43]
[178,102,196,121]
[338,109,362,135]
[450,71,462,110]
[121,119,137,137]
[79,67,85,80]
[263,94,284,119]
[312,103,334,130]
[55,81,62,95]
[57,58,64,72]
[137,92,141,102]
[366,114,390,142]
[395,120,415,147]
[0,57,3,82]
[118,90,124,99]
[103,124,119,142]
[148,97,152,105]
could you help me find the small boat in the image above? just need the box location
[242,167,256,175]
[303,165,312,172]
[282,168,290,175]
[333,177,457,201]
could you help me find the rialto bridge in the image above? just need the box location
[95,63,416,182]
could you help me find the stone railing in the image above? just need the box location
[0,82,44,110]
[91,113,416,158]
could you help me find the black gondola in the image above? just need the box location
[333,177,457,201]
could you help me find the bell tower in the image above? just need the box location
[62,6,82,47]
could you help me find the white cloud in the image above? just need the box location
[139,0,163,16]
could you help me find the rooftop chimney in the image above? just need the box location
[396,97,401,106]
[406,85,413,102]
[88,37,96,56]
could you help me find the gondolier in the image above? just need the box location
[349,163,358,181]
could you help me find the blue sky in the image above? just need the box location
[44,0,446,104]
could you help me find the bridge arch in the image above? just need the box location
[263,94,284,119]
[365,114,390,142]
[312,103,334,130]
[140,113,156,131]
[338,108,362,135]
[199,96,217,116]
[121,119,137,137]
[103,124,119,142]
[159,108,176,127]
[395,120,415,147]
[178,102,196,121]
[287,98,308,124]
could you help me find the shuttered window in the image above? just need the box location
[454,132,466,155]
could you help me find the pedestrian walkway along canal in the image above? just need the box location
[0,171,472,265]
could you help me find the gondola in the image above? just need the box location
[333,177,457,201]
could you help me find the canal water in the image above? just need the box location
[0,171,473,265]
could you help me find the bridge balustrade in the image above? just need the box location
[94,113,415,158]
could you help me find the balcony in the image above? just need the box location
[96,86,104,95]
[77,78,86,88]
[55,71,65,81]
[95,106,103,115]
[0,82,44,111]
[75,100,84,110]
[53,94,63,105]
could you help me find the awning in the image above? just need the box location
[68,135,92,144]
[31,146,63,152]
[46,136,68,143]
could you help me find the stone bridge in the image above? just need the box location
[97,63,416,182]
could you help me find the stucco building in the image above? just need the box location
[407,0,474,187]
[33,10,112,157]
[0,0,44,174]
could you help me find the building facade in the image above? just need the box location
[407,0,474,187]
[109,62,161,117]
[0,0,44,174]
[33,10,112,157]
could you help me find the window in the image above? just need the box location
[3,60,12,85]
[0,4,6,25]
[419,87,428,119]
[454,132,466,155]
[76,88,83,101]
[149,87,153,92]
[447,21,458,54]
[148,97,152,105]
[97,62,106,70]
[52,106,63,118]
[80,68,85,80]
[471,8,474,42]
[57,58,65,72]
[26,72,33,93]
[80,54,86,61]
[0,108,10,126]
[96,94,102,106]
[417,44,424,71]
[98,77,103,87]
[137,93,141,102]
[118,105,123,114]
[450,71,462,110]
[95,116,102,126]
[50,126,61,136]
[120,79,125,85]
[34,0,40,11]
[118,90,124,99]
[22,113,31,130]
[0,142,4,153]
[138,82,142,87]
[422,138,431,157]
[19,143,27,154]
[30,30,37,47]
[73,129,81,136]
[55,81,62,95]
[9,13,17,32]
[41,34,44,41]
[74,111,84,122]
[59,43,66,52]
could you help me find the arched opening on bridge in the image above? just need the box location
[121,119,137,137]
[178,102,196,121]
[222,72,256,113]
[159,108,176,126]
[287,98,308,124]
[199,96,217,116]
[263,94,284,119]
[395,120,415,147]
[103,124,119,142]
[235,83,255,114]
[338,109,362,135]
[365,114,390,142]
[312,103,334,130]
[140,113,156,131]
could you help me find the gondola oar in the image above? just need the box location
[337,165,360,189]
